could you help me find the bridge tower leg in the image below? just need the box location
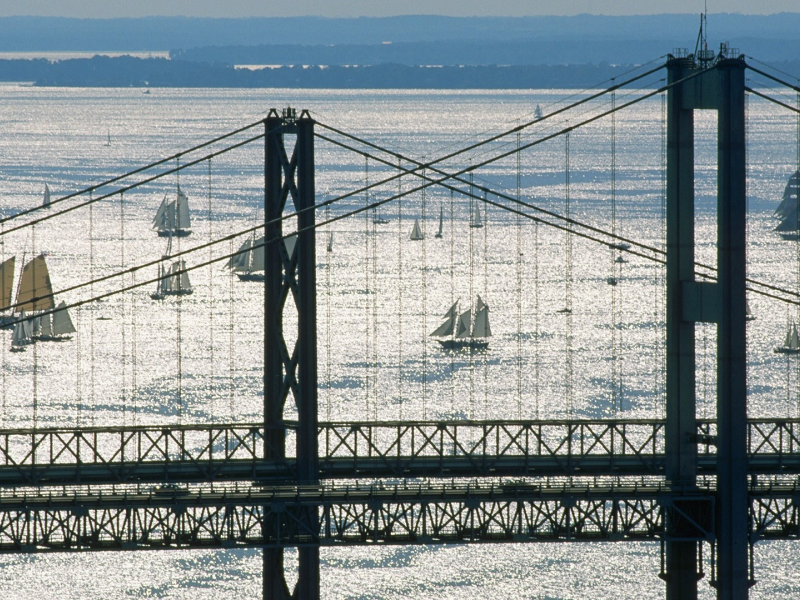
[263,108,320,600]
[665,55,747,600]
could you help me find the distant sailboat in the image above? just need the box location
[746,299,756,322]
[435,206,444,239]
[327,232,334,253]
[535,104,543,119]
[43,184,51,209]
[372,207,390,225]
[430,296,492,350]
[774,169,800,240]
[105,130,111,147]
[151,236,193,299]
[775,321,800,354]
[225,234,265,282]
[470,204,483,229]
[410,219,424,241]
[153,186,192,237]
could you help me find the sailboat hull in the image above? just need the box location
[438,339,489,351]
[151,289,193,300]
[774,347,800,354]
[36,335,72,342]
[157,229,192,237]
[236,272,265,282]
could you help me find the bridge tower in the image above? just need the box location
[665,52,748,599]
[262,107,320,599]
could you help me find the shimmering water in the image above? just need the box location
[0,82,799,598]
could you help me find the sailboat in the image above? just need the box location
[105,130,111,147]
[746,299,756,322]
[327,232,334,253]
[410,219,424,241]
[226,234,265,282]
[35,301,76,342]
[0,256,16,328]
[372,207,390,225]
[430,296,492,350]
[151,236,193,299]
[535,104,543,119]
[774,169,800,240]
[775,321,800,354]
[10,309,33,352]
[42,184,51,209]
[470,204,483,229]
[435,206,444,239]
[153,186,192,237]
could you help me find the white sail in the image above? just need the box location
[227,237,252,271]
[472,306,492,338]
[21,312,34,338]
[175,187,191,229]
[52,301,76,335]
[250,236,265,272]
[410,219,424,241]
[16,254,55,312]
[455,309,471,339]
[786,323,800,351]
[0,256,15,310]
[11,318,27,347]
[471,205,483,228]
[443,300,459,320]
[153,194,172,230]
[430,314,457,337]
[39,313,53,337]
[284,234,297,259]
[43,184,51,208]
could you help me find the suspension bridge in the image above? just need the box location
[3,47,800,599]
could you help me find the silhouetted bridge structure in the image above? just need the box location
[4,48,800,599]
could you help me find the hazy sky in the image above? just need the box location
[0,0,797,18]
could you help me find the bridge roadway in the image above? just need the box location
[0,419,798,487]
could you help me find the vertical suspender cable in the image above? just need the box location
[660,91,667,418]
[397,157,404,420]
[89,191,95,426]
[450,188,455,415]
[516,130,523,419]
[1,218,5,425]
[422,164,428,419]
[483,188,488,419]
[120,191,126,425]
[207,159,215,419]
[796,91,800,416]
[372,169,379,419]
[326,202,332,422]
[469,170,475,419]
[32,224,37,430]
[364,157,371,418]
[131,268,137,427]
[611,89,619,416]
[229,237,235,419]
[565,130,574,418]
[176,159,183,424]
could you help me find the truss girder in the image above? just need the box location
[0,483,721,552]
[4,420,800,488]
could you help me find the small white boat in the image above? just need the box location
[43,184,51,209]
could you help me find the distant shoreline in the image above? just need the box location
[0,56,686,90]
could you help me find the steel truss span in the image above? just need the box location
[1,420,800,487]
[0,482,716,552]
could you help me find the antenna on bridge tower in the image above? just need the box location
[694,1,714,64]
